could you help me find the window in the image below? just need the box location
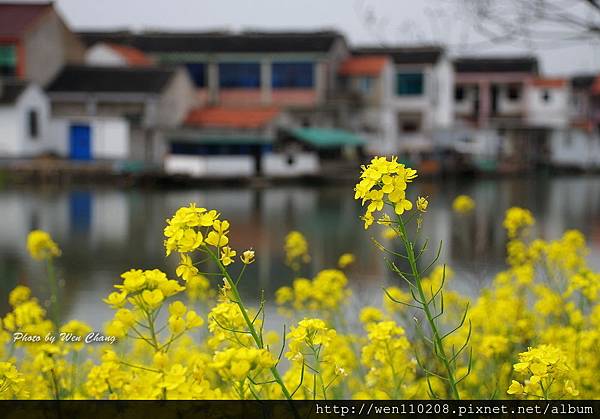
[28,110,39,139]
[271,62,314,88]
[185,63,206,87]
[397,114,421,133]
[218,62,260,88]
[507,84,521,101]
[454,86,465,101]
[542,90,551,102]
[0,45,17,76]
[357,76,373,95]
[396,72,424,96]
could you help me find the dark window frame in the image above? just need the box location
[507,84,521,101]
[28,109,40,140]
[455,86,465,101]
[218,62,261,88]
[185,63,206,88]
[0,44,17,77]
[396,72,424,96]
[271,62,314,88]
[542,90,551,102]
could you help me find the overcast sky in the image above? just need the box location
[46,0,600,76]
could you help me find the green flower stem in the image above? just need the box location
[145,308,160,351]
[46,257,60,328]
[396,215,461,400]
[70,350,79,395]
[205,247,295,402]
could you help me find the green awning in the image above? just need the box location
[290,128,366,149]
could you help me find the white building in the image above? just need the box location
[342,46,454,155]
[0,80,51,159]
[165,107,320,178]
[525,78,570,128]
[550,128,600,170]
[46,65,196,163]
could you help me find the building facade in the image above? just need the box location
[0,80,51,159]
[340,46,453,155]
[0,2,85,86]
[46,65,196,164]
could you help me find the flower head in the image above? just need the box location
[416,196,428,212]
[337,253,355,269]
[452,195,475,214]
[503,207,535,239]
[27,230,61,260]
[354,157,417,229]
[241,249,255,265]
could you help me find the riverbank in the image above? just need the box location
[1,157,599,189]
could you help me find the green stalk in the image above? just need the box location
[396,216,461,400]
[46,257,60,328]
[206,247,295,402]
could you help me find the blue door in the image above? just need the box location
[69,124,92,160]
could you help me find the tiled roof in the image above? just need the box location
[47,66,175,94]
[0,3,52,38]
[531,78,567,88]
[106,43,154,66]
[339,56,388,76]
[454,56,538,73]
[77,30,344,53]
[0,80,27,105]
[185,107,280,129]
[352,46,443,64]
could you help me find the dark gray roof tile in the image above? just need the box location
[453,56,539,73]
[46,66,176,94]
[77,30,343,54]
[0,80,28,104]
[352,46,444,64]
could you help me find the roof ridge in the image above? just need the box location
[59,64,173,73]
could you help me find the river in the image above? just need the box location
[1,175,599,328]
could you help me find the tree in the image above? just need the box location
[461,0,600,47]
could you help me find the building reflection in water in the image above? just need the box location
[0,176,599,328]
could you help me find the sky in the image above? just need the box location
[41,0,600,76]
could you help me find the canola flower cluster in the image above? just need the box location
[0,156,598,401]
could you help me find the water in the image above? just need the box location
[1,175,599,328]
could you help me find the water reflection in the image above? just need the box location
[1,175,599,328]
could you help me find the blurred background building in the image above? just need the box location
[1,1,600,179]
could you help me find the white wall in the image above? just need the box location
[92,118,129,159]
[526,86,569,128]
[0,108,19,157]
[551,129,600,169]
[497,85,525,115]
[85,43,127,67]
[164,155,255,177]
[0,84,51,158]
[433,57,454,128]
[49,117,130,160]
[262,153,319,176]
[454,84,477,116]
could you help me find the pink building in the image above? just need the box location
[453,57,538,128]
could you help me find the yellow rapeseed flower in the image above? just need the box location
[26,230,61,260]
[241,249,255,265]
[354,156,417,229]
[416,196,428,212]
[452,195,475,214]
[337,253,355,269]
[503,207,535,239]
